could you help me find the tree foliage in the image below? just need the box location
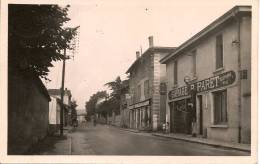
[104,76,125,114]
[71,100,78,121]
[85,91,108,118]
[8,4,79,80]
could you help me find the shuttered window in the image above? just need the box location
[144,80,149,99]
[213,90,227,124]
[216,34,224,69]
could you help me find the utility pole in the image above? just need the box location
[59,27,80,136]
[60,48,66,136]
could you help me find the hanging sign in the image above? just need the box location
[168,71,236,100]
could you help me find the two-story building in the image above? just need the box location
[160,6,251,144]
[126,36,176,131]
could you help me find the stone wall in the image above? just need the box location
[8,72,50,154]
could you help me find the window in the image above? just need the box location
[192,50,197,76]
[144,80,149,99]
[137,85,141,101]
[174,60,178,85]
[213,90,227,124]
[216,34,224,69]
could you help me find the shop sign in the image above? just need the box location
[168,86,189,100]
[129,99,150,110]
[168,71,236,100]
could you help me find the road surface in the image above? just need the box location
[68,123,249,156]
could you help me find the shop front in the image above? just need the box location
[129,99,151,130]
[169,98,194,134]
[168,71,236,136]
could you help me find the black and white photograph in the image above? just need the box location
[0,0,258,163]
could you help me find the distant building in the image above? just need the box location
[160,6,251,144]
[77,109,87,123]
[48,88,72,127]
[48,91,61,134]
[126,36,176,131]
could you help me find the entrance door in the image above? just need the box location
[198,95,203,135]
[169,102,176,133]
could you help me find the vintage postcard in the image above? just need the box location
[0,0,258,163]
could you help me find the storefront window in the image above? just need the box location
[213,90,227,124]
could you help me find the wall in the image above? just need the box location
[129,54,152,104]
[128,51,168,131]
[240,16,251,143]
[8,72,50,154]
[49,97,57,124]
[152,53,167,130]
[165,16,251,143]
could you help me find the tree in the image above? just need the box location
[85,91,108,118]
[105,76,123,100]
[8,4,79,80]
[104,76,125,114]
[71,100,78,122]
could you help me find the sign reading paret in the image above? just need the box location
[168,71,236,100]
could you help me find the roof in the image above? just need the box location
[48,88,72,96]
[126,46,176,73]
[34,76,51,101]
[160,6,251,64]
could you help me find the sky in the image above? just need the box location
[44,0,252,109]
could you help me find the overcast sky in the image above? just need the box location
[45,0,251,109]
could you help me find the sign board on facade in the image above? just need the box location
[168,71,236,100]
[129,99,150,110]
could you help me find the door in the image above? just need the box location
[198,95,203,135]
[169,102,174,132]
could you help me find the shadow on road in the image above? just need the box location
[26,135,67,155]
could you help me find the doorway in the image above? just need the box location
[197,95,203,135]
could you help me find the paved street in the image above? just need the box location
[54,123,249,156]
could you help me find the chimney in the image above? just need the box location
[136,51,140,59]
[148,36,154,48]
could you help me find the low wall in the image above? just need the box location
[8,72,50,154]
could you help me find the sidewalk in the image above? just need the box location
[152,132,251,152]
[27,126,73,155]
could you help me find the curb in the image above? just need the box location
[118,127,140,133]
[152,133,250,152]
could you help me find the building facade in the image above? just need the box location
[48,95,61,134]
[77,109,87,123]
[126,36,176,131]
[48,88,72,127]
[161,6,251,144]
